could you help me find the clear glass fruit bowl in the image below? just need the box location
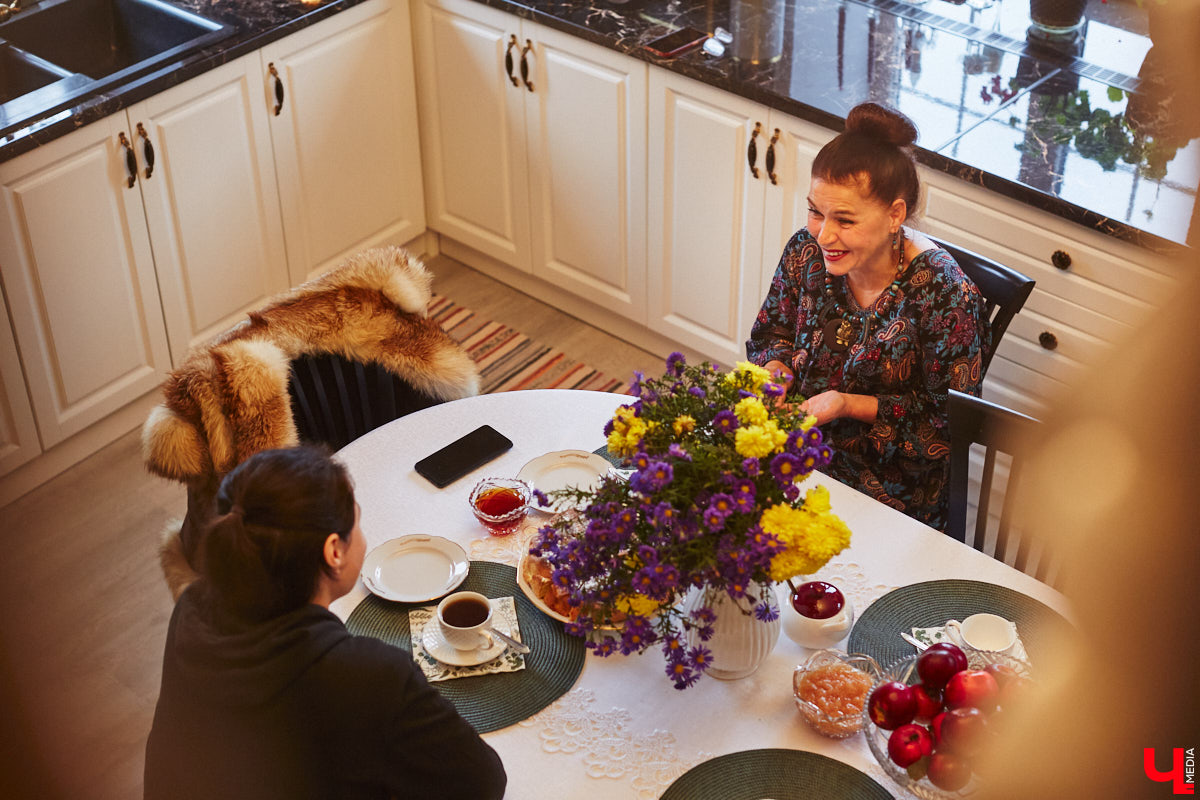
[862,651,1033,800]
[792,650,882,739]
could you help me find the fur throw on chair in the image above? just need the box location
[143,247,479,599]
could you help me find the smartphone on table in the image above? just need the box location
[643,26,709,58]
[414,425,513,488]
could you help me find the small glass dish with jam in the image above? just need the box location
[793,650,881,739]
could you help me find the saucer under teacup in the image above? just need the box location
[421,621,506,667]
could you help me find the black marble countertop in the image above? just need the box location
[1,0,1196,253]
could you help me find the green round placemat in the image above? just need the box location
[847,579,1074,669]
[346,561,586,733]
[660,749,893,800]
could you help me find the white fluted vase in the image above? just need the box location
[682,581,781,680]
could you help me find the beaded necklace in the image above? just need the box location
[821,228,908,353]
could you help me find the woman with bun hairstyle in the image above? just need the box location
[747,103,989,532]
[144,445,506,800]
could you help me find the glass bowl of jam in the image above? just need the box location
[793,650,881,738]
[468,476,531,536]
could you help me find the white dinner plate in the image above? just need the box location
[421,618,506,666]
[517,450,611,512]
[360,535,469,603]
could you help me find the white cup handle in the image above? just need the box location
[944,619,965,646]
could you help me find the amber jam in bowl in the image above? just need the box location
[469,477,531,536]
[793,650,881,739]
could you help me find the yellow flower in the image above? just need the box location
[734,397,768,426]
[672,414,696,435]
[800,413,818,432]
[615,594,663,617]
[724,361,772,394]
[734,425,775,458]
[760,488,851,581]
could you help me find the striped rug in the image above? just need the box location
[429,295,631,395]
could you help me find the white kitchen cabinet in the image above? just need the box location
[0,292,40,476]
[919,167,1184,417]
[414,0,647,319]
[132,53,291,361]
[0,114,171,449]
[648,68,834,366]
[264,0,426,284]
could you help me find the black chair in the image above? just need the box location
[932,238,1035,372]
[946,389,1056,584]
[288,352,445,451]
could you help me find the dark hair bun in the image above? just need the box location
[844,103,918,149]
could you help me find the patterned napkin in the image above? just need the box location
[910,625,1031,664]
[409,596,527,682]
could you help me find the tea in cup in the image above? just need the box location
[436,591,493,651]
[469,477,530,536]
[944,613,1017,654]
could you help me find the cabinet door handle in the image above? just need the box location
[1050,249,1071,270]
[268,62,285,115]
[747,121,761,179]
[136,122,155,179]
[1039,331,1059,350]
[505,35,519,87]
[117,132,137,188]
[520,39,534,92]
[766,127,780,185]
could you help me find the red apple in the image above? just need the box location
[887,723,933,767]
[868,681,918,730]
[912,683,944,723]
[928,750,973,792]
[983,662,1019,689]
[999,675,1035,710]
[944,669,1000,712]
[790,580,844,619]
[929,711,948,747]
[940,706,989,755]
[917,643,968,690]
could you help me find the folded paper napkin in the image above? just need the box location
[910,625,1031,665]
[410,596,526,682]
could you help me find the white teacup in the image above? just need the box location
[944,613,1017,654]
[436,591,493,651]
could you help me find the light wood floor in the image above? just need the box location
[0,255,663,800]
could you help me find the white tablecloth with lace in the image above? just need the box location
[330,389,1069,799]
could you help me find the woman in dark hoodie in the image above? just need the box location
[144,446,507,800]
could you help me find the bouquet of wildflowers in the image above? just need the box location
[529,353,851,689]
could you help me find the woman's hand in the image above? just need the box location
[798,390,846,425]
[800,391,879,426]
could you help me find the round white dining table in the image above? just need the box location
[331,389,1070,800]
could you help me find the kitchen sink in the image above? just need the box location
[0,0,234,136]
[0,43,69,103]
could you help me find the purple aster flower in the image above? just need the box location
[713,410,739,434]
[652,501,677,529]
[818,444,833,462]
[785,429,806,454]
[688,645,714,672]
[613,508,638,536]
[805,427,823,446]
[708,492,736,517]
[762,382,784,397]
[603,418,615,436]
[703,506,728,531]
[619,616,656,654]
[742,457,760,477]
[754,600,780,622]
[637,544,659,564]
[632,460,674,494]
[630,371,645,397]
[668,661,699,690]
[738,389,755,398]
[783,483,801,502]
[633,451,651,470]
[531,488,549,507]
[589,636,619,657]
[770,452,802,485]
[688,386,706,399]
[666,351,686,376]
[667,443,692,461]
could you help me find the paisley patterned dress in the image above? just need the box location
[746,228,990,532]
